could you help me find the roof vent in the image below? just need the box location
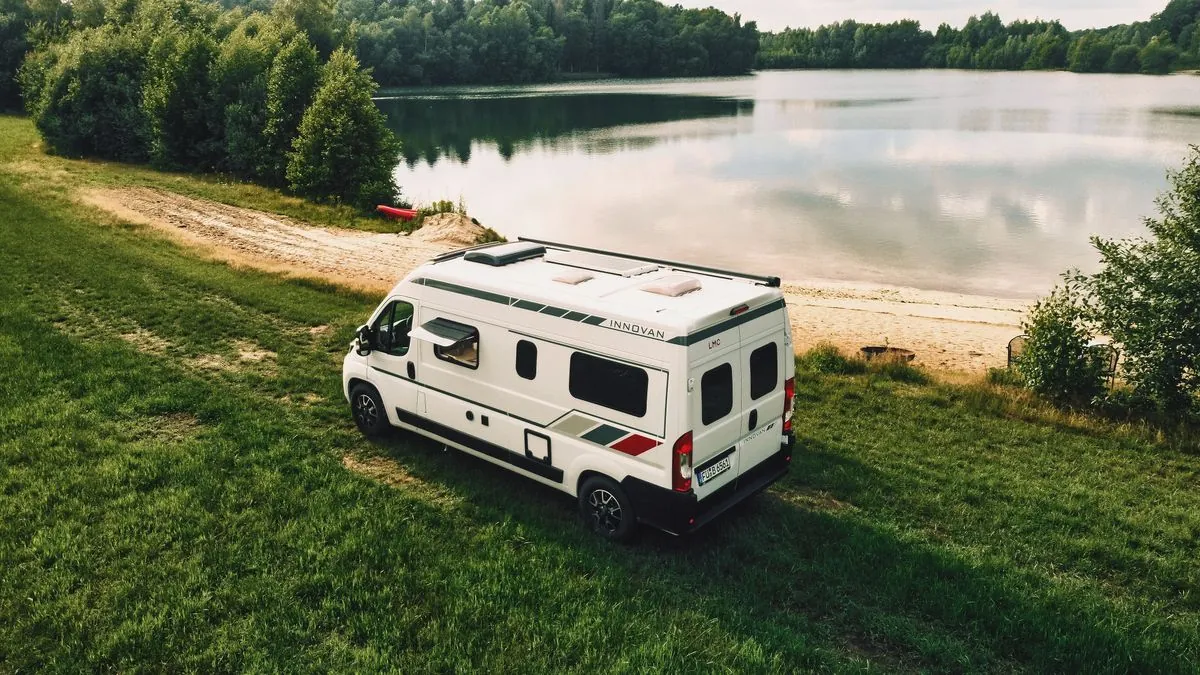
[464,241,545,267]
[553,269,594,285]
[641,274,702,297]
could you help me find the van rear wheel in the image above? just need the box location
[579,476,635,542]
[350,383,389,438]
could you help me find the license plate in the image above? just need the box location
[697,456,732,486]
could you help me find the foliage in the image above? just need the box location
[758,2,1200,74]
[143,27,219,169]
[209,15,288,179]
[1017,285,1106,405]
[19,25,151,161]
[1081,146,1200,416]
[796,342,867,375]
[286,47,400,209]
[18,0,398,210]
[260,34,319,185]
[986,366,1025,388]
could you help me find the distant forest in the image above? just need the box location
[759,1,1200,74]
[3,0,1199,112]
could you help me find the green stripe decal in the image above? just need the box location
[412,277,785,346]
[581,424,628,446]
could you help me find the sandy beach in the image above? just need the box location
[81,186,1028,374]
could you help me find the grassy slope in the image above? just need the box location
[0,115,1197,672]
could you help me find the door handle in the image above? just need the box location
[406,361,415,379]
[749,409,758,430]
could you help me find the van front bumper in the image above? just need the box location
[621,441,792,536]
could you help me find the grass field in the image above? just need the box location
[1,114,1198,672]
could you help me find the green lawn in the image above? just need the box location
[1,115,1197,672]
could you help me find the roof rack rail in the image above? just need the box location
[517,237,782,288]
[430,240,507,264]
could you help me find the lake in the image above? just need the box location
[377,70,1200,298]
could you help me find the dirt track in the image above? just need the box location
[80,187,481,292]
[80,186,1025,373]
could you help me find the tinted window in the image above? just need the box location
[749,343,778,400]
[434,321,479,369]
[569,352,648,418]
[372,300,414,356]
[516,340,537,380]
[701,363,733,425]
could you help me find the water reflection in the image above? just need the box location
[377,93,753,167]
[384,71,1200,297]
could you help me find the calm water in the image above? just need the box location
[378,70,1200,297]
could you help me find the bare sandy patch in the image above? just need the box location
[342,453,461,507]
[77,187,486,293]
[120,327,172,355]
[79,185,1027,373]
[124,412,203,442]
[773,487,857,512]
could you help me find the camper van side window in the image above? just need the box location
[749,343,778,400]
[701,363,733,425]
[516,340,537,380]
[434,323,480,369]
[373,300,414,356]
[569,352,648,418]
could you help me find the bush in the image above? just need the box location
[287,47,400,209]
[1083,145,1200,416]
[143,28,219,169]
[209,15,287,179]
[20,26,151,162]
[797,343,867,375]
[986,367,1025,388]
[260,34,320,186]
[1017,285,1106,405]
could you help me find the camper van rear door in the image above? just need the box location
[737,334,784,477]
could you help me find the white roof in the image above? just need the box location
[398,242,784,340]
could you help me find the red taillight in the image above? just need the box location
[672,431,693,493]
[782,376,795,433]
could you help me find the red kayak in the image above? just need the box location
[377,205,418,221]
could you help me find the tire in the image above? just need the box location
[578,475,636,542]
[350,383,389,439]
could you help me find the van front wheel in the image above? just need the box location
[579,476,635,542]
[350,383,389,438]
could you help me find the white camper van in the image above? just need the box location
[343,239,795,540]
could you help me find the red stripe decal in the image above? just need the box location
[610,434,660,456]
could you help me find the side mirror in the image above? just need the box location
[356,325,374,356]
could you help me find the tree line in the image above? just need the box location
[758,1,1200,74]
[2,0,759,111]
[14,0,400,209]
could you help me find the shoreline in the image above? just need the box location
[80,185,1028,374]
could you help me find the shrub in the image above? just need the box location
[143,28,219,169]
[986,367,1025,388]
[20,26,151,162]
[209,15,287,179]
[260,34,320,186]
[797,343,867,375]
[1017,285,1106,405]
[287,47,400,209]
[1083,145,1200,416]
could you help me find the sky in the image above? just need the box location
[679,0,1167,32]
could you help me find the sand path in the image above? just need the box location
[80,186,1027,374]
